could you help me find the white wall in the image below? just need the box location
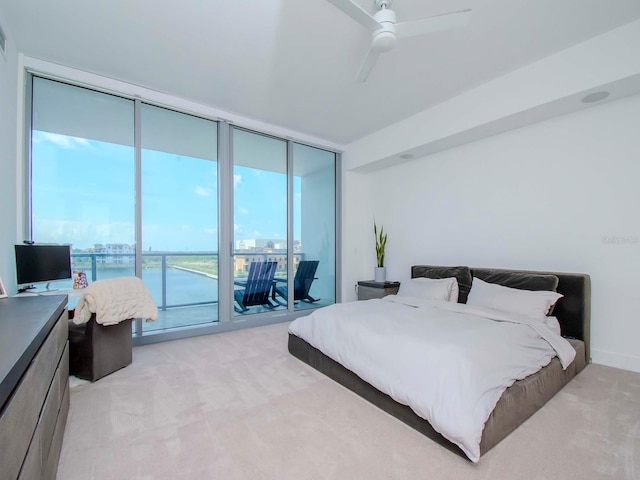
[0,18,19,295]
[341,169,375,300]
[344,94,640,373]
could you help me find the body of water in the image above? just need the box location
[65,267,219,308]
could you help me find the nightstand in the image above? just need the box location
[356,280,401,300]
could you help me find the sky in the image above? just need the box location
[31,131,301,251]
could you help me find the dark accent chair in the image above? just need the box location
[273,260,320,305]
[234,261,278,313]
[68,314,133,382]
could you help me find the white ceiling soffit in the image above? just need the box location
[343,17,640,171]
[2,0,640,146]
[353,74,640,174]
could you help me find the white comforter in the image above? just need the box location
[288,296,575,462]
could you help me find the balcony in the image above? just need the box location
[67,251,330,333]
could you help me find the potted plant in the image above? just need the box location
[374,221,387,282]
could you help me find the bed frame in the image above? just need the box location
[288,267,591,460]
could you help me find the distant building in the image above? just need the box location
[235,238,302,251]
[234,254,300,273]
[235,239,287,251]
[233,238,302,273]
[94,243,135,264]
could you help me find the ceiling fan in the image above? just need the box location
[327,0,472,82]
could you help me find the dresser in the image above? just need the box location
[0,295,69,480]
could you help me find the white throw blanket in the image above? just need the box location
[288,296,576,462]
[73,277,158,326]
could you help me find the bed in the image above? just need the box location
[288,266,590,461]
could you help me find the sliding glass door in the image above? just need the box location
[140,104,219,331]
[230,130,337,315]
[292,144,336,308]
[231,128,287,316]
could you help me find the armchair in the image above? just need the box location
[234,261,278,313]
[273,260,320,305]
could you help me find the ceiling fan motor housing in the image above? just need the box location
[372,8,397,52]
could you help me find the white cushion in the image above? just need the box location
[467,277,563,318]
[398,277,459,302]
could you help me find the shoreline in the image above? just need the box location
[171,265,218,280]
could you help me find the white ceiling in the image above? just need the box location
[2,0,640,145]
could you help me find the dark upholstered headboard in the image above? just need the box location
[411,266,591,363]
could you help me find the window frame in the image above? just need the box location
[23,70,342,346]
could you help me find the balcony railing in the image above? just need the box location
[71,251,303,311]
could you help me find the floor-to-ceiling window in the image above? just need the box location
[27,73,338,341]
[141,104,219,331]
[292,143,336,308]
[31,77,136,287]
[231,128,287,316]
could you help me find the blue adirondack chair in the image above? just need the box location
[234,261,278,313]
[273,260,320,305]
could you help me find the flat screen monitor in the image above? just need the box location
[15,244,72,286]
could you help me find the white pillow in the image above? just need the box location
[467,277,563,318]
[398,277,459,303]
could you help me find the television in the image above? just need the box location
[15,244,72,288]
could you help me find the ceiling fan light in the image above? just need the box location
[372,30,397,52]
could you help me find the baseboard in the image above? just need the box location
[591,348,640,373]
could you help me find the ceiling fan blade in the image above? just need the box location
[327,0,382,31]
[355,47,381,83]
[396,8,472,38]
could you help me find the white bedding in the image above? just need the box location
[288,296,576,462]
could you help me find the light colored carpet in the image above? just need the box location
[57,322,640,480]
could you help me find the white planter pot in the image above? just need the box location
[374,267,386,283]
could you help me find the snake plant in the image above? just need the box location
[374,222,387,268]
